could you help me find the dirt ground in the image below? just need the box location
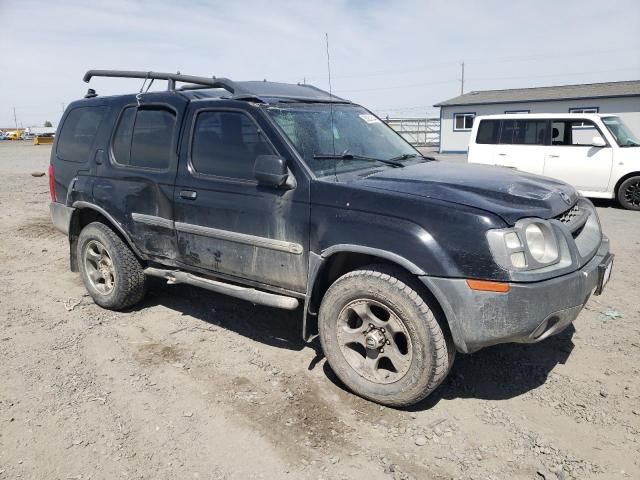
[0,140,638,480]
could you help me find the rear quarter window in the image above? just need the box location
[56,106,107,162]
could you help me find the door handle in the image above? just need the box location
[180,190,198,200]
[498,153,507,156]
[547,155,560,158]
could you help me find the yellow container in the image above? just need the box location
[34,136,54,145]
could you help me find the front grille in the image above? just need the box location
[554,203,589,237]
[555,204,581,225]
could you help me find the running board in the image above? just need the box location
[144,267,299,310]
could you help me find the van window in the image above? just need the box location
[191,111,274,180]
[499,119,547,145]
[476,120,500,144]
[112,107,176,169]
[551,120,605,146]
[56,106,107,162]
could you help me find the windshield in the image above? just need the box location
[602,116,640,147]
[266,104,418,176]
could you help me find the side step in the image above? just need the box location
[144,267,299,310]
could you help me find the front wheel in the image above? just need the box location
[77,222,147,310]
[318,265,454,407]
[617,176,640,211]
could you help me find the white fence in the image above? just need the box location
[384,117,440,147]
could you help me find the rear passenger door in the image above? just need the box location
[494,119,548,175]
[92,93,187,261]
[173,105,310,293]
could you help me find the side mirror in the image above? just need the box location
[591,136,607,148]
[254,155,289,188]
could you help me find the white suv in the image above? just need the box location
[468,113,640,210]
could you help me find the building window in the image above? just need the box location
[568,107,599,128]
[504,110,530,114]
[453,113,475,131]
[569,107,599,114]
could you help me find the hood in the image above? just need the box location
[355,162,578,225]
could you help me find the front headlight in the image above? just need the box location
[487,219,561,271]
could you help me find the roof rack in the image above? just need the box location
[83,70,245,94]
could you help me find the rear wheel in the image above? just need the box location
[318,265,453,407]
[78,222,147,309]
[617,175,640,211]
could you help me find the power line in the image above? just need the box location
[304,47,626,83]
[338,67,640,95]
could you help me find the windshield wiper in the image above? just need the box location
[387,153,436,163]
[312,153,404,167]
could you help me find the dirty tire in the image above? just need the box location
[78,222,147,310]
[318,264,453,407]
[617,175,640,211]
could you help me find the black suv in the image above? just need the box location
[50,70,613,407]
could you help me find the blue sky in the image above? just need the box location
[1,0,639,127]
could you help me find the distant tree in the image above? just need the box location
[44,120,52,127]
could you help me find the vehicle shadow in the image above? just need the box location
[322,325,575,410]
[136,280,575,408]
[590,198,622,210]
[135,279,307,352]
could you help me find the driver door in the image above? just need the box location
[173,105,310,293]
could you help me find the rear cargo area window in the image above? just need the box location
[191,111,274,180]
[476,120,500,144]
[56,106,107,162]
[112,107,175,170]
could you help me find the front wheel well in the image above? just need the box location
[614,171,640,196]
[305,252,451,342]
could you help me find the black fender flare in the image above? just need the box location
[69,201,146,270]
[302,245,427,341]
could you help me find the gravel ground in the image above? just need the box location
[0,140,638,480]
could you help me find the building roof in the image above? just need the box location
[434,80,640,107]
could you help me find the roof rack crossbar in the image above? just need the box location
[83,70,245,94]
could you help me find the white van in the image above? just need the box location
[468,113,640,210]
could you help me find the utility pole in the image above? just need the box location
[460,62,465,95]
[61,102,65,113]
[13,107,17,129]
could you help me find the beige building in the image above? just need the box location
[435,80,640,153]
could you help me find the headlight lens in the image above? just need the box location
[525,223,558,263]
[486,219,560,271]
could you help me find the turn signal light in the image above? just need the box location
[466,279,510,293]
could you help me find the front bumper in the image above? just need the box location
[421,236,611,353]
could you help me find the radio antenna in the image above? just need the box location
[325,33,337,182]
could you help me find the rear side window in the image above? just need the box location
[499,120,547,145]
[56,106,107,162]
[476,120,500,144]
[191,111,275,180]
[112,106,176,170]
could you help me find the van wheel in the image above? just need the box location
[617,176,640,210]
[318,265,453,407]
[78,222,147,310]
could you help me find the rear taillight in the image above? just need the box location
[48,164,57,202]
